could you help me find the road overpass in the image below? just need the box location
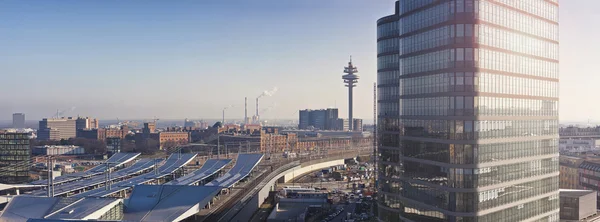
[203,147,372,222]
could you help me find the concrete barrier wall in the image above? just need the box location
[230,165,300,222]
[282,159,345,183]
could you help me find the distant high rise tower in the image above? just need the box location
[343,57,359,131]
[245,97,248,125]
[12,113,25,129]
[75,117,98,130]
[298,108,339,130]
[38,117,77,140]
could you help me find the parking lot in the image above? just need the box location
[281,160,376,222]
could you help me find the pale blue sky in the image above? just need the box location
[0,1,596,122]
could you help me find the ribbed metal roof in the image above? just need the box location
[0,196,121,222]
[72,153,197,198]
[29,158,157,197]
[124,185,221,222]
[30,153,141,185]
[165,159,231,185]
[204,154,263,188]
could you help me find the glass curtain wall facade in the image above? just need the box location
[0,133,30,184]
[377,1,559,221]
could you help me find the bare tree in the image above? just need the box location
[135,138,160,155]
[121,140,136,153]
[162,140,178,152]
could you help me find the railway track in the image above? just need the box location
[197,147,371,222]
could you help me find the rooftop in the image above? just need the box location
[124,185,221,222]
[0,196,122,222]
[560,189,596,198]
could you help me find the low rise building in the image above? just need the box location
[107,137,121,154]
[561,138,600,153]
[183,119,209,129]
[220,129,372,153]
[353,118,363,131]
[560,189,599,221]
[335,118,349,131]
[37,128,61,141]
[261,131,297,153]
[282,129,371,138]
[135,123,190,150]
[561,126,600,138]
[268,190,329,222]
[244,124,262,134]
[219,134,261,149]
[155,131,190,149]
[578,160,600,207]
[32,145,85,156]
[77,125,130,141]
[296,136,372,151]
[561,156,584,189]
[222,124,242,133]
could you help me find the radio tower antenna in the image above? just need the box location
[343,56,359,131]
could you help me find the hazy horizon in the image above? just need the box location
[1,0,598,122]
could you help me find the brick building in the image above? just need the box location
[260,131,297,153]
[560,155,584,189]
[296,136,372,151]
[78,125,130,141]
[219,126,372,153]
[154,132,190,149]
[244,124,261,134]
[135,123,190,150]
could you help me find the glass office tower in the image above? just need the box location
[377,1,559,221]
[0,132,30,184]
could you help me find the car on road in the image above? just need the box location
[360,213,369,220]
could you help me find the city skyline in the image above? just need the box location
[0,0,597,122]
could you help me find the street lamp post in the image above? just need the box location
[103,161,120,191]
[217,134,220,159]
